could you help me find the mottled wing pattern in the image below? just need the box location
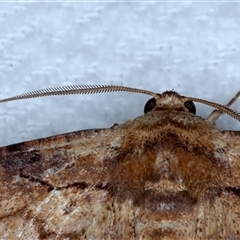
[0,111,240,239]
[0,128,121,239]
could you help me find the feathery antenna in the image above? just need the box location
[0,85,156,103]
[185,96,240,122]
[0,84,239,122]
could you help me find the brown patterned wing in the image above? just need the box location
[0,113,240,239]
[0,128,123,239]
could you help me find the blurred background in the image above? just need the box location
[0,2,239,146]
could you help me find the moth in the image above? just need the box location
[0,85,239,240]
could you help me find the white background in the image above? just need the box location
[0,2,239,146]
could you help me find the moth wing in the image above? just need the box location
[0,128,124,239]
[1,126,240,239]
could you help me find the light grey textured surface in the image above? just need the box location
[0,2,239,146]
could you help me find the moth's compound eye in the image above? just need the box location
[184,101,196,115]
[144,98,156,114]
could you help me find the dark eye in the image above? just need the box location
[144,98,156,114]
[184,101,196,115]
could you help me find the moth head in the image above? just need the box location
[144,91,196,115]
[0,84,239,122]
